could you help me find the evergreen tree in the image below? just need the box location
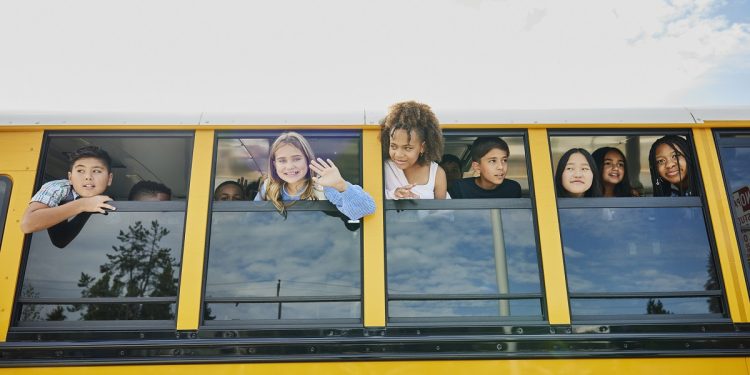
[74,220,179,320]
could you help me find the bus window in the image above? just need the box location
[715,131,750,293]
[203,131,363,324]
[386,132,545,322]
[13,133,192,329]
[549,132,725,320]
[0,176,11,250]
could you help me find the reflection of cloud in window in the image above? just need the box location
[386,208,542,313]
[22,213,184,298]
[206,212,361,298]
[561,207,713,293]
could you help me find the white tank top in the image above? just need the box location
[384,160,443,199]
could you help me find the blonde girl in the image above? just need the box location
[255,132,375,220]
[381,101,448,199]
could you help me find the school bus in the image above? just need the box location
[1,108,750,374]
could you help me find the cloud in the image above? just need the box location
[0,0,748,112]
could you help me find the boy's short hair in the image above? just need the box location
[68,146,112,171]
[470,137,510,162]
[128,180,172,201]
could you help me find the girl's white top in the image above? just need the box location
[384,160,449,199]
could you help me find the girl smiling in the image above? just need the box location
[255,132,375,219]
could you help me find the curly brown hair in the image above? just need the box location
[380,101,444,166]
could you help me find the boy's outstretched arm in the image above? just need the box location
[20,196,114,234]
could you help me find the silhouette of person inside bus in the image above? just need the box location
[128,180,172,201]
[449,137,522,199]
[214,181,246,201]
[555,148,602,198]
[382,101,448,199]
[20,146,115,248]
[439,154,463,188]
[648,135,698,197]
[236,176,261,200]
[255,131,375,220]
[592,147,640,197]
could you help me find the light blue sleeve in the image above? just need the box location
[323,182,376,220]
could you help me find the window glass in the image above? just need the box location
[0,176,10,249]
[15,133,192,327]
[204,131,363,324]
[385,132,544,322]
[550,132,725,321]
[716,132,750,292]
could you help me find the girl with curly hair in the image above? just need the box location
[381,101,448,199]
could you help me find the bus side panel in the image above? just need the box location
[0,131,44,342]
[0,358,747,374]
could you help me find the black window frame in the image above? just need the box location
[549,129,729,323]
[384,129,548,326]
[9,131,194,335]
[0,175,11,250]
[201,130,366,328]
[714,129,750,296]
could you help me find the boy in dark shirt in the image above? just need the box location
[448,137,521,199]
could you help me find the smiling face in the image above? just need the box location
[273,143,309,188]
[389,129,424,171]
[472,148,508,189]
[601,150,625,187]
[67,157,112,197]
[655,142,689,187]
[561,152,593,197]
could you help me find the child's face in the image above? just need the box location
[67,157,112,197]
[441,161,462,183]
[216,184,243,201]
[601,150,625,186]
[472,148,508,188]
[273,143,309,186]
[561,152,593,197]
[389,129,424,170]
[655,143,688,185]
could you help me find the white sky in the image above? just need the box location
[1,0,749,113]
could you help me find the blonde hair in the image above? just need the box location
[263,132,320,216]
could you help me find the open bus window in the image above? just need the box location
[385,131,544,322]
[549,132,725,320]
[0,176,11,250]
[715,131,750,295]
[442,133,530,198]
[203,131,363,324]
[14,132,192,328]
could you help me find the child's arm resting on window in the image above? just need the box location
[20,196,114,233]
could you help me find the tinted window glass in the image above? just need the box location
[716,132,750,291]
[560,206,722,316]
[385,131,543,322]
[18,211,184,321]
[0,176,10,249]
[550,132,724,320]
[205,131,363,324]
[15,133,192,327]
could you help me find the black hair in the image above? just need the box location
[440,154,462,167]
[554,148,603,198]
[648,135,697,197]
[470,137,510,161]
[128,180,172,201]
[68,145,111,172]
[592,147,635,197]
[214,180,246,200]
